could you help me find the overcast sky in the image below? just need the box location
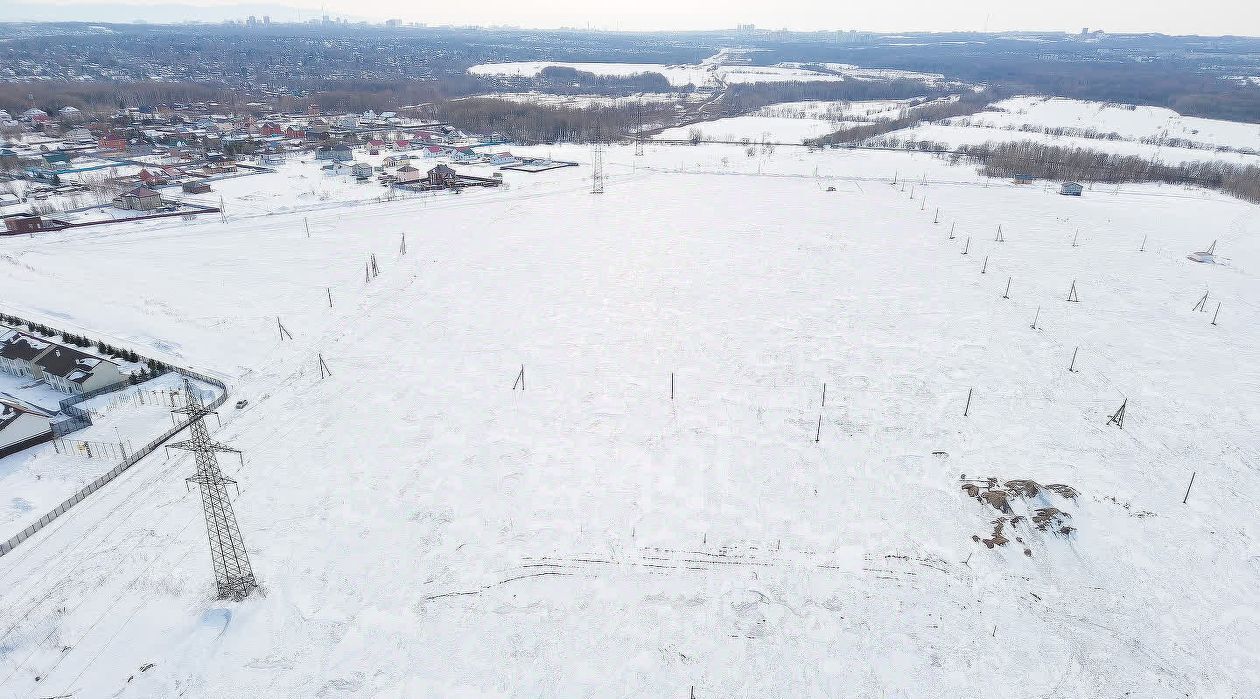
[27,0,1260,36]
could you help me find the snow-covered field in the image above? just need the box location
[968,96,1260,151]
[886,96,1260,165]
[655,115,851,143]
[0,142,1258,697]
[466,60,932,88]
[654,99,937,143]
[469,61,719,88]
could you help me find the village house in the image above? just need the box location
[21,108,49,124]
[1,326,124,394]
[99,136,128,152]
[2,214,69,235]
[395,164,422,183]
[0,328,53,378]
[426,164,458,186]
[488,152,517,166]
[112,186,164,211]
[182,180,212,194]
[1060,182,1084,196]
[315,144,352,162]
[0,400,53,459]
[35,344,125,394]
[138,168,169,186]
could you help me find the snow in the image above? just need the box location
[0,142,1258,697]
[886,96,1260,164]
[655,115,849,143]
[653,98,945,144]
[890,122,1260,165]
[469,61,718,88]
[968,96,1260,152]
[467,61,881,88]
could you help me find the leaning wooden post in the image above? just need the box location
[1002,276,1011,299]
[327,287,333,308]
[815,414,822,443]
[670,372,675,400]
[1211,302,1221,326]
[949,222,956,240]
[1182,471,1196,504]
[1068,346,1079,373]
[962,236,970,255]
[821,383,827,407]
[981,255,988,274]
[963,388,973,417]
[1031,306,1040,330]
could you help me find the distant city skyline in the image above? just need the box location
[7,0,1260,37]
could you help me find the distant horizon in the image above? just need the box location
[3,0,1260,38]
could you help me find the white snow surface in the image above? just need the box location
[890,96,1260,165]
[468,61,874,88]
[0,143,1258,697]
[970,96,1260,151]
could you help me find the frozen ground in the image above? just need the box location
[0,142,1257,697]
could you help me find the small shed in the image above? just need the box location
[182,181,212,194]
[1013,173,1034,185]
[1060,182,1084,197]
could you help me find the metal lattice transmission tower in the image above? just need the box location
[634,101,645,157]
[170,379,258,600]
[591,142,605,194]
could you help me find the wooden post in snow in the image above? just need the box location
[1182,471,1196,504]
[963,388,973,417]
[1211,302,1221,325]
[981,256,988,274]
[1192,290,1209,312]
[1031,306,1041,330]
[1002,276,1011,299]
[513,365,526,391]
[1068,346,1079,373]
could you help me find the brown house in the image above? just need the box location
[113,186,164,211]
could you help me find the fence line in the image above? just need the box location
[0,311,230,558]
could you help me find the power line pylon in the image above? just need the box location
[170,379,258,600]
[591,142,605,194]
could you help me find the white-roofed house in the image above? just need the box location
[33,344,124,394]
[0,399,54,458]
[0,327,54,378]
